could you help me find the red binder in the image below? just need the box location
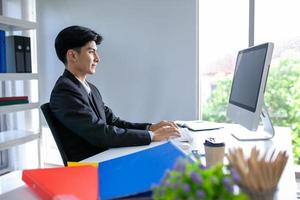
[0,96,28,102]
[22,166,98,200]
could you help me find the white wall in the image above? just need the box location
[37,0,197,123]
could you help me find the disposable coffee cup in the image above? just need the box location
[204,137,225,167]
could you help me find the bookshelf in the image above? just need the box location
[0,73,38,81]
[0,15,36,31]
[0,103,39,114]
[0,1,41,172]
[0,130,39,151]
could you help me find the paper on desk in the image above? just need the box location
[176,121,223,131]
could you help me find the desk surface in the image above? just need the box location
[0,123,297,200]
[84,124,297,200]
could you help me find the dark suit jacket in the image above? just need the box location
[50,69,151,161]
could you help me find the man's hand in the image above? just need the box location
[151,122,181,142]
[149,120,178,131]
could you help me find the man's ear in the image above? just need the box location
[66,49,78,63]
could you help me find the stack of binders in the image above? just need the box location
[6,35,32,73]
[21,142,187,200]
[0,31,32,73]
[0,96,29,106]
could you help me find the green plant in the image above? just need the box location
[202,78,232,123]
[266,57,300,164]
[153,158,247,200]
[202,57,300,164]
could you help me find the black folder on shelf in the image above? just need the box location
[6,35,31,73]
[98,142,186,200]
[23,36,32,73]
[0,2,2,15]
[6,35,25,73]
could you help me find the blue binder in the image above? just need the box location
[0,30,6,73]
[98,142,186,200]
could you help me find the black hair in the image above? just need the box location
[54,25,103,64]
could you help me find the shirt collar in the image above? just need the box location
[75,77,91,95]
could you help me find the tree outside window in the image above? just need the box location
[199,0,300,164]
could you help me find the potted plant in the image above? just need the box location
[153,158,247,200]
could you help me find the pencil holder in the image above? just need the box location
[240,186,277,200]
[227,147,288,200]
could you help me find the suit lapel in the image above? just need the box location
[89,87,107,123]
[63,69,106,121]
[88,92,101,119]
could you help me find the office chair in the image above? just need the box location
[41,103,69,166]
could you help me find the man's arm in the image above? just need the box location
[104,105,181,142]
[104,105,151,129]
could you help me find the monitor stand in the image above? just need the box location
[231,104,275,141]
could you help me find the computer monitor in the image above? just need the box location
[226,43,275,141]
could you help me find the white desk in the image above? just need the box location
[0,170,37,200]
[0,124,297,200]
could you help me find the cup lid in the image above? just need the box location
[204,137,225,147]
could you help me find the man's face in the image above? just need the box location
[72,41,100,75]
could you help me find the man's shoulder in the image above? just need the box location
[50,75,85,107]
[54,74,80,89]
[50,75,83,103]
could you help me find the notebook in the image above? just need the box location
[177,121,224,131]
[22,166,98,200]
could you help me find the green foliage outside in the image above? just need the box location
[202,57,300,164]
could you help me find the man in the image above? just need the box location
[50,25,180,161]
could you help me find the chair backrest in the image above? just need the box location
[40,103,68,166]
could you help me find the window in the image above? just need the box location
[256,0,300,164]
[198,0,248,121]
[199,0,300,164]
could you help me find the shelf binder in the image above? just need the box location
[0,2,2,15]
[24,36,32,73]
[22,166,98,200]
[98,142,186,200]
[0,96,28,102]
[0,30,6,73]
[0,96,29,106]
[0,99,29,106]
[6,35,25,73]
[5,35,32,73]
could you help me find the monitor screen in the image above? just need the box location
[227,43,274,133]
[229,44,269,112]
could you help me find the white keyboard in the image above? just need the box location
[172,128,193,143]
